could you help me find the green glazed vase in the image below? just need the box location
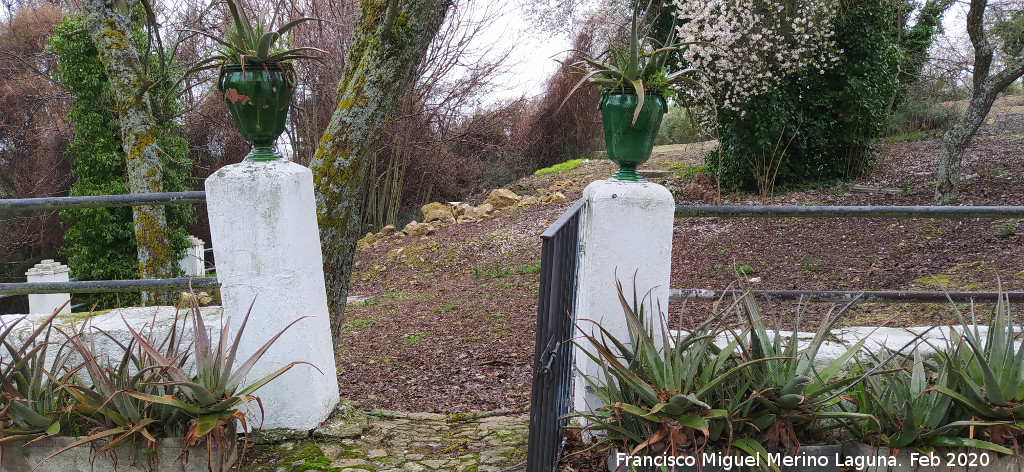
[600,92,668,182]
[218,63,296,161]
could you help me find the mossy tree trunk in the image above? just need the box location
[310,0,451,344]
[81,0,172,303]
[934,0,1024,204]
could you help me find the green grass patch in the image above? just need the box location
[516,260,541,275]
[434,302,457,313]
[534,159,583,175]
[341,316,380,332]
[472,263,513,279]
[402,331,427,346]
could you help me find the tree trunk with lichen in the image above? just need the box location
[80,0,172,303]
[935,0,1024,204]
[310,0,451,344]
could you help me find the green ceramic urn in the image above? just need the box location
[600,92,668,182]
[218,63,296,161]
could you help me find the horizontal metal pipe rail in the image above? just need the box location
[0,277,219,295]
[0,191,206,212]
[673,205,1024,303]
[675,205,1024,218]
[670,289,1024,303]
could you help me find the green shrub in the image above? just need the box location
[887,93,958,136]
[49,14,194,309]
[655,105,705,145]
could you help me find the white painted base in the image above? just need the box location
[572,180,676,414]
[25,260,71,315]
[178,236,205,276]
[205,160,339,430]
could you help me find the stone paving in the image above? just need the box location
[240,401,530,472]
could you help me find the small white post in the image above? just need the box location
[205,160,339,431]
[572,180,675,414]
[177,236,206,276]
[25,260,71,315]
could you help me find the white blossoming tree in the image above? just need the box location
[674,0,840,118]
[672,0,903,198]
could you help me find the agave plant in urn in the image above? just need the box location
[188,0,322,161]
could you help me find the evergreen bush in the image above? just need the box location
[48,13,193,308]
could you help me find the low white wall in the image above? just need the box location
[0,306,225,384]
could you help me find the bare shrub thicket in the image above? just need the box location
[519,29,602,174]
[284,0,359,166]
[362,6,606,231]
[0,2,71,280]
[362,0,522,230]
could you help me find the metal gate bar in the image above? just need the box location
[0,191,206,212]
[0,277,219,295]
[670,288,1024,303]
[526,198,585,472]
[674,204,1024,218]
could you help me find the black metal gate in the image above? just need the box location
[526,198,585,472]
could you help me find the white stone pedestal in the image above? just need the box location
[26,260,71,315]
[177,236,205,276]
[205,160,339,431]
[572,179,675,413]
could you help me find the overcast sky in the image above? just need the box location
[474,0,1007,104]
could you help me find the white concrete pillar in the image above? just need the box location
[572,180,675,413]
[177,235,206,276]
[205,161,339,431]
[25,260,71,315]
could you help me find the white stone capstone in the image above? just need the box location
[25,259,71,315]
[572,179,675,414]
[205,160,339,431]
[178,235,206,276]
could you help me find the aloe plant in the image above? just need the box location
[928,292,1024,447]
[53,320,188,457]
[727,292,876,452]
[848,346,1010,453]
[123,295,311,452]
[0,308,75,441]
[563,6,703,125]
[185,0,323,72]
[572,279,778,462]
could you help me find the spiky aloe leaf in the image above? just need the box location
[675,413,709,433]
[125,391,205,415]
[225,315,309,393]
[781,376,812,396]
[731,438,780,472]
[194,412,221,438]
[929,436,1012,454]
[957,331,1008,406]
[255,32,279,59]
[927,385,998,417]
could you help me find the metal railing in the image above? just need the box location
[0,192,215,303]
[674,204,1024,219]
[673,204,1024,303]
[0,191,206,212]
[526,198,585,472]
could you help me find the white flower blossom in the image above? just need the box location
[673,0,840,127]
